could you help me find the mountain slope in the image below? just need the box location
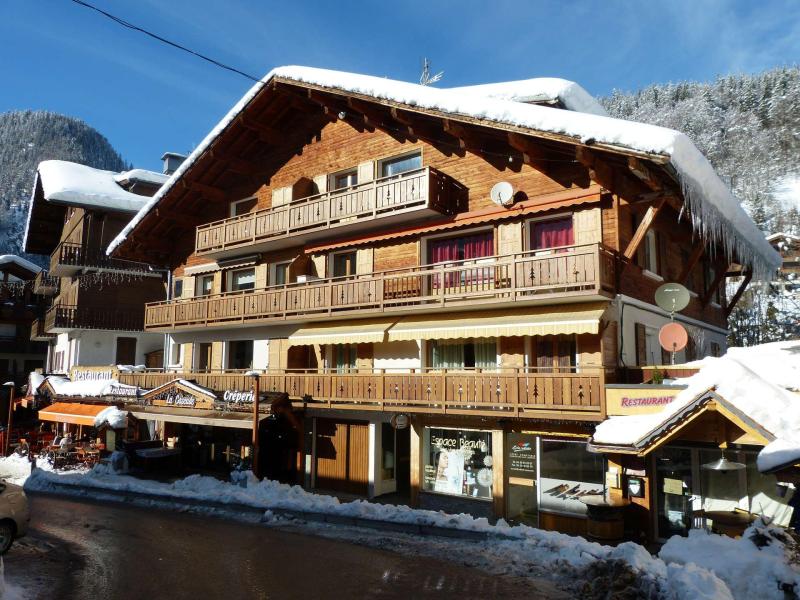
[0,110,129,263]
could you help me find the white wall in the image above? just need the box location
[254,339,269,370]
[373,341,421,373]
[64,330,164,367]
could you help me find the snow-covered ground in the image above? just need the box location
[2,456,796,599]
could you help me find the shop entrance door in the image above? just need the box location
[654,447,694,539]
[314,419,369,495]
[506,433,538,525]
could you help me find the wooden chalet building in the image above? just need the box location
[24,160,170,373]
[107,67,780,532]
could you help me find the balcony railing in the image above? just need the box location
[30,318,54,341]
[44,304,145,333]
[195,167,461,257]
[145,243,616,330]
[50,242,157,277]
[33,271,60,295]
[119,367,606,420]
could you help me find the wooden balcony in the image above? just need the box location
[145,243,616,331]
[30,318,54,341]
[50,242,158,277]
[119,367,606,421]
[44,304,145,333]
[33,271,59,295]
[195,167,462,259]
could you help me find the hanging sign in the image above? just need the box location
[70,366,120,382]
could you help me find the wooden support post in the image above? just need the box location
[679,244,705,284]
[701,259,730,307]
[409,418,421,507]
[725,269,752,318]
[251,375,260,478]
[623,197,666,262]
[4,384,14,456]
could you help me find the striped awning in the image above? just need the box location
[38,402,112,427]
[288,318,397,346]
[387,303,608,341]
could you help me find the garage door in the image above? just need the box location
[314,419,369,496]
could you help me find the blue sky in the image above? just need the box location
[2,0,798,171]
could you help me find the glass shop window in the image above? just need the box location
[539,439,604,517]
[422,427,493,500]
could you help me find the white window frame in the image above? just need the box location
[329,168,358,192]
[269,261,292,287]
[230,196,257,218]
[377,150,423,179]
[329,250,358,279]
[227,267,256,292]
[195,274,214,297]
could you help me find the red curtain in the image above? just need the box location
[429,232,494,287]
[532,219,574,250]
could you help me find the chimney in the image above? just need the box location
[161,152,188,176]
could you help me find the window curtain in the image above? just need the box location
[334,344,357,373]
[431,340,465,370]
[474,340,497,369]
[532,219,574,250]
[430,232,494,288]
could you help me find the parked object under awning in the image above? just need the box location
[387,302,608,341]
[288,318,397,346]
[38,402,114,427]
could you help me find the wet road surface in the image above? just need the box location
[5,494,562,599]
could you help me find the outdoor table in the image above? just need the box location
[581,494,631,542]
[698,510,757,537]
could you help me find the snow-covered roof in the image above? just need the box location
[447,77,608,116]
[766,232,800,243]
[0,254,41,275]
[38,160,152,213]
[113,169,169,187]
[37,375,138,398]
[591,341,800,471]
[107,65,780,278]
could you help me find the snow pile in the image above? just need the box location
[593,341,800,459]
[27,371,45,396]
[36,375,138,398]
[659,520,800,600]
[447,77,608,116]
[0,453,72,487]
[24,465,796,598]
[771,174,800,211]
[38,160,150,213]
[0,255,41,274]
[116,364,146,373]
[108,65,780,280]
[93,406,127,429]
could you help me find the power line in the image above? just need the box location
[68,0,261,82]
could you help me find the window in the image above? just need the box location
[228,340,253,370]
[196,342,212,371]
[703,259,721,304]
[533,336,575,371]
[332,251,357,279]
[196,275,214,297]
[635,323,665,366]
[332,169,358,190]
[381,423,396,481]
[115,337,137,365]
[643,230,659,274]
[173,279,183,299]
[429,231,494,264]
[539,439,604,516]
[272,262,290,286]
[423,427,493,500]
[169,342,182,367]
[230,197,257,217]
[228,268,255,292]
[332,344,357,373]
[531,218,574,251]
[380,152,422,178]
[429,339,497,370]
[0,324,16,340]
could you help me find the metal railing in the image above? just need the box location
[145,243,616,330]
[33,271,59,295]
[44,304,145,332]
[50,242,155,275]
[195,167,459,255]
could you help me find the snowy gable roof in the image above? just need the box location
[0,254,41,275]
[38,160,152,213]
[447,77,608,116]
[114,169,169,187]
[591,341,800,468]
[107,66,780,278]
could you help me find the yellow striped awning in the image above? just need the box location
[288,318,397,346]
[387,303,608,342]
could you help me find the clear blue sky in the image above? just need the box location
[2,0,798,171]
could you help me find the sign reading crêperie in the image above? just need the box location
[142,379,217,410]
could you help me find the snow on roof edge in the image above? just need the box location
[0,254,41,274]
[106,66,780,278]
[21,172,40,253]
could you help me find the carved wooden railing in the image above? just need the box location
[146,243,615,330]
[195,167,459,255]
[119,367,606,419]
[45,304,145,332]
[33,271,59,295]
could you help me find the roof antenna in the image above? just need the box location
[420,58,444,86]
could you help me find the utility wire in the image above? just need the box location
[68,0,261,82]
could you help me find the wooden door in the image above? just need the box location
[115,337,137,365]
[314,419,369,495]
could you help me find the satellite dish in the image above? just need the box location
[655,282,690,313]
[490,181,515,207]
[659,322,688,353]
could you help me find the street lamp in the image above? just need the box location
[3,382,15,456]
[247,371,260,478]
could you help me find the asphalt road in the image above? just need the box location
[3,494,560,599]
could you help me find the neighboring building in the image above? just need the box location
[0,254,48,386]
[106,67,779,533]
[23,160,170,373]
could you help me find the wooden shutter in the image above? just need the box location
[271,186,291,207]
[356,247,373,276]
[313,174,328,195]
[573,208,601,245]
[497,221,522,256]
[634,323,647,366]
[357,161,374,183]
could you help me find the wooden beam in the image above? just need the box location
[237,116,285,144]
[442,119,475,150]
[209,151,260,176]
[701,258,730,307]
[183,180,227,203]
[725,269,752,318]
[679,244,705,284]
[628,157,663,191]
[623,196,667,261]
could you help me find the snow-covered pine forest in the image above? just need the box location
[0,110,128,265]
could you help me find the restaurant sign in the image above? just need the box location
[69,365,120,382]
[141,379,217,410]
[605,385,684,416]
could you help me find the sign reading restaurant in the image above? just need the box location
[69,365,121,382]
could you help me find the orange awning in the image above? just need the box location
[38,402,111,427]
